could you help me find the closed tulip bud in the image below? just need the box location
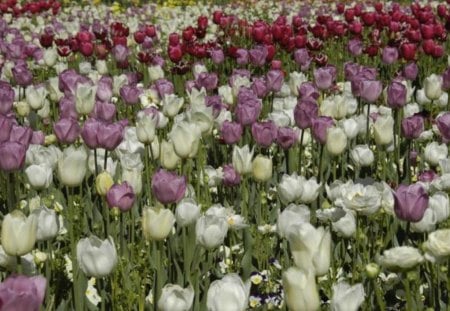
[75,83,97,115]
[394,184,429,222]
[207,274,250,311]
[0,275,46,310]
[142,206,175,240]
[175,198,201,227]
[373,115,394,145]
[57,146,88,187]
[283,267,320,311]
[311,116,334,144]
[360,80,383,103]
[331,282,365,311]
[76,236,117,278]
[25,164,53,189]
[326,127,347,156]
[169,121,201,159]
[158,284,194,311]
[424,74,443,100]
[252,155,272,182]
[220,121,243,145]
[195,215,228,249]
[160,139,180,170]
[95,171,114,196]
[106,182,135,212]
[232,145,254,175]
[32,207,60,241]
[54,118,81,144]
[1,210,37,256]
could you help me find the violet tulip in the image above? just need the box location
[266,69,284,92]
[0,141,26,172]
[106,181,135,212]
[54,118,82,144]
[401,115,424,139]
[80,118,101,148]
[294,100,319,129]
[394,184,429,222]
[152,169,187,205]
[436,112,450,141]
[314,66,336,90]
[251,121,277,148]
[97,122,124,151]
[387,81,407,108]
[120,84,142,105]
[223,164,241,187]
[277,127,297,149]
[382,46,399,65]
[249,45,268,67]
[0,275,46,311]
[0,81,15,115]
[221,121,243,144]
[403,62,419,81]
[359,80,382,103]
[311,116,334,144]
[235,97,262,126]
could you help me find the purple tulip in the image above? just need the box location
[249,45,268,67]
[59,96,78,119]
[9,125,32,147]
[276,127,297,149]
[223,164,241,187]
[359,80,383,103]
[436,112,450,141]
[31,131,45,145]
[251,121,277,148]
[311,116,334,144]
[91,101,116,123]
[294,100,319,129]
[418,170,438,183]
[0,141,26,172]
[97,122,124,151]
[387,81,407,108]
[106,181,135,212]
[120,84,142,105]
[293,48,312,71]
[0,81,15,114]
[80,118,101,148]
[0,114,14,143]
[210,48,224,64]
[236,48,249,65]
[54,118,81,144]
[266,69,284,92]
[195,72,218,91]
[151,169,187,205]
[314,65,336,90]
[299,82,319,101]
[59,69,88,96]
[205,96,224,118]
[96,76,113,102]
[12,64,33,87]
[154,79,174,98]
[442,67,450,91]
[401,115,424,139]
[235,91,262,126]
[382,46,399,64]
[344,62,361,81]
[221,121,243,144]
[112,45,130,63]
[394,184,429,222]
[251,77,268,98]
[0,275,46,311]
[348,39,363,56]
[402,62,419,81]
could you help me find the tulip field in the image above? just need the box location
[2,0,450,310]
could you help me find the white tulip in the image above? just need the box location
[175,198,201,227]
[158,284,194,311]
[424,142,448,166]
[331,281,365,311]
[232,145,254,175]
[142,206,176,241]
[207,274,250,311]
[162,94,184,117]
[43,48,58,67]
[277,173,303,204]
[25,164,53,189]
[332,210,356,238]
[32,207,60,241]
[350,145,374,167]
[75,83,97,115]
[160,139,181,170]
[298,177,321,204]
[277,204,310,238]
[373,115,394,145]
[423,229,450,262]
[76,236,117,278]
[148,65,165,82]
[136,112,158,144]
[57,146,88,187]
[378,246,424,270]
[169,121,202,159]
[283,267,320,311]
[424,74,443,100]
[341,118,360,139]
[1,210,37,256]
[25,85,48,110]
[326,127,347,156]
[195,215,228,249]
[252,155,272,182]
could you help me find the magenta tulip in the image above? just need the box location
[151,169,187,205]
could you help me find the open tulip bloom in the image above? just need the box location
[2,1,450,310]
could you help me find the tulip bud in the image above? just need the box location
[1,210,37,256]
[95,171,114,196]
[365,263,380,279]
[251,155,272,182]
[142,206,176,240]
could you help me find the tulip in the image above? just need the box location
[25,164,53,189]
[347,39,363,56]
[0,114,13,143]
[277,173,303,204]
[169,121,201,159]
[160,139,180,170]
[350,145,374,167]
[235,96,262,126]
[401,115,424,139]
[95,171,114,196]
[382,46,398,65]
[122,168,143,195]
[175,198,201,227]
[75,83,97,115]
[424,74,443,100]
[142,206,176,240]
[266,69,284,92]
[394,184,429,222]
[210,48,224,64]
[359,80,382,103]
[251,78,268,98]
[0,141,27,172]
[373,115,394,145]
[162,94,184,118]
[403,62,419,81]
[195,215,229,249]
[232,145,254,175]
[206,274,250,311]
[294,48,312,71]
[96,77,113,102]
[283,267,320,311]
[276,127,297,149]
[252,155,272,182]
[378,246,424,270]
[277,204,310,238]
[0,275,46,311]
[32,207,60,241]
[294,100,319,129]
[26,84,48,110]
[331,282,365,311]
[1,210,37,256]
[106,182,135,212]
[251,121,277,148]
[54,118,81,144]
[386,81,407,108]
[151,169,186,205]
[287,223,331,276]
[76,236,118,278]
[222,164,241,187]
[57,146,88,187]
[0,81,15,114]
[97,122,124,151]
[311,116,334,144]
[158,284,194,311]
[120,84,142,105]
[221,121,243,145]
[423,229,450,262]
[326,127,347,156]
[424,142,448,166]
[436,112,450,141]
